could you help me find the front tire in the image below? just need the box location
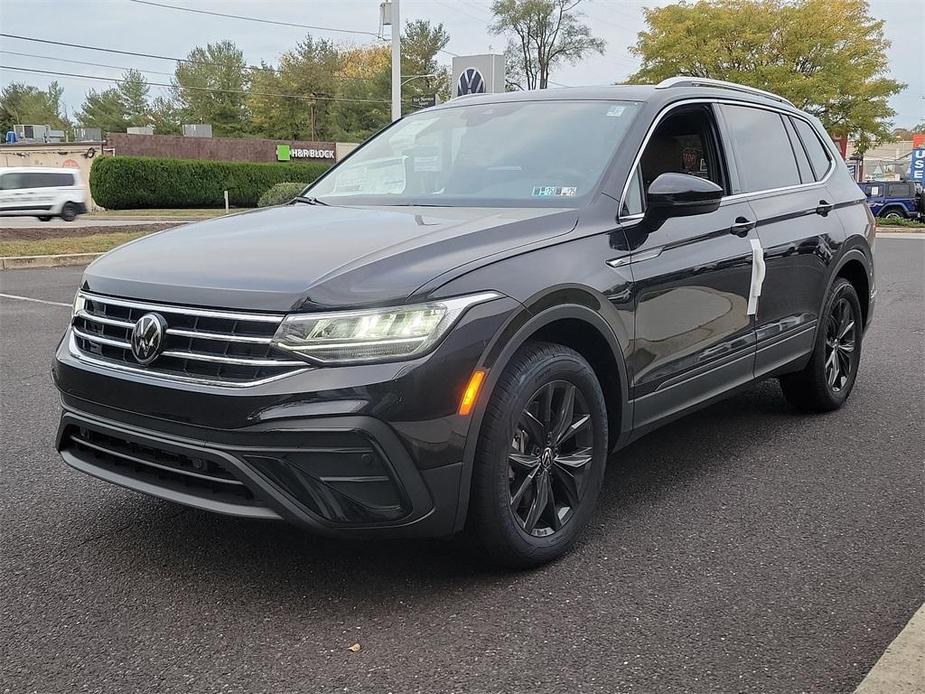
[779,278,862,412]
[469,341,608,568]
[37,216,52,222]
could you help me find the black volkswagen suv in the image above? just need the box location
[54,78,876,567]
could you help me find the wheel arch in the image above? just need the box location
[828,246,873,329]
[452,294,631,532]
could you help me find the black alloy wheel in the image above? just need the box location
[779,277,862,412]
[509,380,594,537]
[469,341,608,568]
[824,297,857,393]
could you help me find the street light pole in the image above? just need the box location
[390,0,401,121]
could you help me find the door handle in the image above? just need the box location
[815,200,834,216]
[729,217,755,237]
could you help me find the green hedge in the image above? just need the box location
[258,182,307,208]
[90,156,330,209]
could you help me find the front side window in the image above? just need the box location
[308,99,641,207]
[621,104,725,218]
[721,105,801,192]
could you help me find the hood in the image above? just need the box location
[82,203,578,312]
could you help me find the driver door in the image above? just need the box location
[620,103,759,429]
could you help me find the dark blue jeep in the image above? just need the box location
[859,180,924,220]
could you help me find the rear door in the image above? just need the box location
[718,104,844,377]
[26,172,59,213]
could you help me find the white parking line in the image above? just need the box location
[0,293,71,307]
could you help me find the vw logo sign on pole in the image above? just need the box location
[131,313,167,365]
[457,67,486,96]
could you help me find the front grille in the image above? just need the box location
[64,426,266,510]
[72,292,306,385]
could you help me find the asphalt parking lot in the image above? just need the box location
[1,238,922,694]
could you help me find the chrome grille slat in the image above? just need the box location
[165,327,273,344]
[73,326,131,349]
[160,349,304,367]
[72,291,307,385]
[77,310,134,329]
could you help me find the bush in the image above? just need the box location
[90,156,330,209]
[258,182,307,208]
[876,216,925,228]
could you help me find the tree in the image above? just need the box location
[892,122,925,140]
[401,19,451,103]
[76,88,128,133]
[627,0,904,150]
[76,69,150,133]
[0,82,68,134]
[248,36,342,141]
[490,0,605,89]
[149,96,182,135]
[329,45,391,142]
[173,41,251,136]
[119,69,150,125]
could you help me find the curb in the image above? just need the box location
[0,252,102,270]
[855,603,925,693]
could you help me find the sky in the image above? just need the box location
[0,0,922,127]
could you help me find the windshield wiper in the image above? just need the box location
[292,195,329,206]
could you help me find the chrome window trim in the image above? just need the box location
[67,332,309,389]
[617,97,836,225]
[78,292,284,323]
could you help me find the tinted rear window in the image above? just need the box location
[22,172,76,188]
[791,117,832,181]
[721,105,801,192]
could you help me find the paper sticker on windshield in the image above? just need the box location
[606,105,627,117]
[532,186,577,197]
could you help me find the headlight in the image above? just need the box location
[72,292,85,318]
[271,292,500,365]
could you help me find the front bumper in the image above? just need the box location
[53,295,520,537]
[56,408,461,537]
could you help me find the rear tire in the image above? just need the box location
[468,341,608,568]
[60,203,78,222]
[880,208,906,221]
[779,278,862,412]
[37,216,52,222]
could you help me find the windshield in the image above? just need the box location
[307,99,641,207]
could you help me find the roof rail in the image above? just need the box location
[655,76,794,106]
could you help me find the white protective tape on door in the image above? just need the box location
[747,238,766,316]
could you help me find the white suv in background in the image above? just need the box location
[0,167,88,222]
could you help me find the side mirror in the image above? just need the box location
[645,172,723,220]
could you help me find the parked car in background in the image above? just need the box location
[0,167,88,222]
[53,78,876,567]
[859,180,924,221]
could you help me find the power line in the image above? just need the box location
[127,0,382,38]
[0,33,380,83]
[0,50,176,77]
[0,65,393,105]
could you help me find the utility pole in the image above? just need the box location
[390,0,401,121]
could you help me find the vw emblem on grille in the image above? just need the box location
[130,312,167,365]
